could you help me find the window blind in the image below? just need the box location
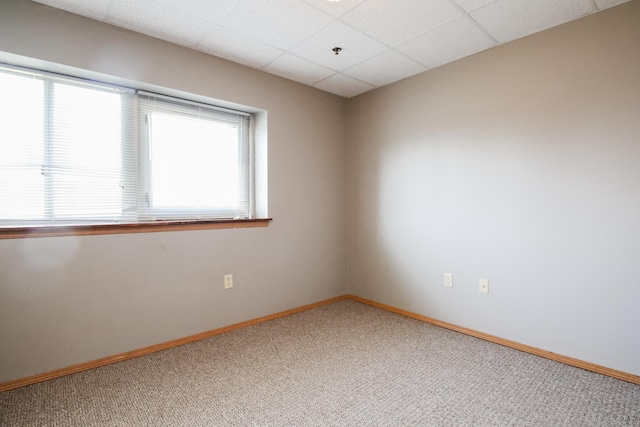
[0,64,253,226]
[0,66,135,224]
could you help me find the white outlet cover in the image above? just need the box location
[444,273,453,287]
[479,279,489,294]
[224,274,233,289]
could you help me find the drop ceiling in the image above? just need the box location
[32,0,630,98]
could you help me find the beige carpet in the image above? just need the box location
[1,299,639,426]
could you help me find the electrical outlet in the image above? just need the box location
[479,279,489,294]
[444,273,453,288]
[224,274,233,289]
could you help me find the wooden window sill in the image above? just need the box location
[0,218,272,239]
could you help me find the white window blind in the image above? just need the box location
[48,79,136,222]
[0,69,45,220]
[0,64,253,226]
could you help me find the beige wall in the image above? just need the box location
[2,0,639,384]
[0,0,347,383]
[347,1,640,375]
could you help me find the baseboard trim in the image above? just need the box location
[2,293,638,392]
[0,295,349,393]
[346,294,640,385]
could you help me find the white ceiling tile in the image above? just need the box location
[32,0,110,20]
[198,25,284,69]
[301,0,368,17]
[343,50,427,87]
[314,73,374,98]
[470,0,595,43]
[108,0,210,48]
[154,0,237,24]
[30,0,628,98]
[218,0,333,50]
[396,16,496,69]
[291,21,388,71]
[264,54,335,85]
[594,0,631,10]
[342,0,462,46]
[452,0,497,13]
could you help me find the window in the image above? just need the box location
[137,93,252,221]
[0,64,254,228]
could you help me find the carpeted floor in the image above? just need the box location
[1,299,639,426]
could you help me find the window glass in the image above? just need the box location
[0,64,253,226]
[148,112,238,209]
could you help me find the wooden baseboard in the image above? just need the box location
[346,294,640,385]
[0,295,349,393]
[2,293,638,392]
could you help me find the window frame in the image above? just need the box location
[136,91,254,221]
[0,63,269,238]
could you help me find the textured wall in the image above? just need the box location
[347,1,640,375]
[0,0,347,383]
